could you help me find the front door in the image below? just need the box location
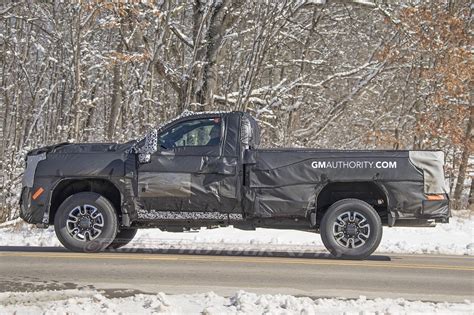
[137,116,238,220]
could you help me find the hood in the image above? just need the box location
[27,141,136,156]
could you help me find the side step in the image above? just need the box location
[392,219,436,227]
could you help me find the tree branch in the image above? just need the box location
[169,23,194,48]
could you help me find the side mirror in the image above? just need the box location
[138,129,158,164]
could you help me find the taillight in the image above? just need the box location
[426,194,445,201]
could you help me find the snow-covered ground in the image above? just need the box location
[0,288,472,315]
[0,213,472,314]
[0,211,472,256]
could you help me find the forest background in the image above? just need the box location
[0,0,472,222]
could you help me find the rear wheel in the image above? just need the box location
[107,229,138,249]
[54,192,118,252]
[320,198,382,260]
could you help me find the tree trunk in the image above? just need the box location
[198,0,228,111]
[468,176,474,211]
[107,57,123,140]
[452,106,473,209]
[191,0,243,111]
[69,10,82,141]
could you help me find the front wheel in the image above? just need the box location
[54,192,118,252]
[320,198,382,260]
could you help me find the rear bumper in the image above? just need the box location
[392,198,450,226]
[421,199,450,220]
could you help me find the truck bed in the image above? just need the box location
[243,149,447,222]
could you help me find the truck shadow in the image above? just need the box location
[113,247,392,261]
[0,245,391,261]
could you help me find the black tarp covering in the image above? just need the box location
[244,149,436,219]
[21,142,136,225]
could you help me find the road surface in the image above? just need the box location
[0,247,472,303]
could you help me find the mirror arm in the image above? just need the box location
[137,129,158,164]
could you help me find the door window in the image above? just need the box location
[159,118,222,149]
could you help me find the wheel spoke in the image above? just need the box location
[70,227,80,235]
[92,225,102,233]
[338,237,349,248]
[347,238,355,248]
[83,230,92,242]
[356,234,367,244]
[358,219,369,228]
[68,214,79,222]
[66,220,77,227]
[79,206,87,216]
[349,211,355,222]
[90,210,101,220]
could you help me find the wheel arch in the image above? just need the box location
[314,181,391,227]
[48,178,124,226]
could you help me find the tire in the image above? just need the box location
[107,228,138,250]
[54,192,118,253]
[320,198,382,260]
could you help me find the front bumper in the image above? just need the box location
[19,153,47,224]
[19,187,46,224]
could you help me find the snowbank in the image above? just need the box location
[0,289,472,315]
[0,212,472,256]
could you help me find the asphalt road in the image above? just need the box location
[0,247,472,303]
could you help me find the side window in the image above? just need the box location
[159,118,222,149]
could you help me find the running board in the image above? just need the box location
[392,219,436,227]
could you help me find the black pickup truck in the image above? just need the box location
[19,111,449,259]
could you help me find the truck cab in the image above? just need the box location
[134,111,258,224]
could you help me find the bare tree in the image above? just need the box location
[0,0,471,221]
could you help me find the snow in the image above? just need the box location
[1,213,472,313]
[0,289,472,315]
[0,212,472,256]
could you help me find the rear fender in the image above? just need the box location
[313,181,392,227]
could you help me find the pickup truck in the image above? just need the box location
[19,111,450,259]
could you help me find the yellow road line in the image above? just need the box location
[1,252,473,272]
[386,253,474,259]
